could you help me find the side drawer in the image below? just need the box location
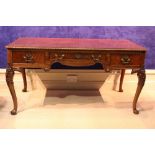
[110,53,145,67]
[12,50,45,64]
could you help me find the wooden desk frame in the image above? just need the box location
[5,38,146,115]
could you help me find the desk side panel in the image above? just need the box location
[7,49,13,66]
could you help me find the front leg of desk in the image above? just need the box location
[6,66,18,115]
[132,68,146,114]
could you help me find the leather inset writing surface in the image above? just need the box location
[6,38,146,51]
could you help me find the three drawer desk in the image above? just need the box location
[5,38,146,115]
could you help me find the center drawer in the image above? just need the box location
[49,52,105,66]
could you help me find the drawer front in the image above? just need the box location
[12,50,45,64]
[110,53,145,67]
[49,52,105,66]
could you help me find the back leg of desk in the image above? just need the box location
[119,69,125,92]
[21,68,27,92]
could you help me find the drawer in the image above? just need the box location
[110,53,145,67]
[49,52,105,66]
[12,50,45,64]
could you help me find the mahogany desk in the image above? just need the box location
[5,38,146,115]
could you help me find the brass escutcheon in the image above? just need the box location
[75,53,82,59]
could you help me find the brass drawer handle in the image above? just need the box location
[91,54,102,62]
[23,53,34,63]
[121,55,131,65]
[55,53,65,60]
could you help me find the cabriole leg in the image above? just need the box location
[132,68,146,114]
[6,66,18,115]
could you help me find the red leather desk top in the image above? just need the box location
[6,38,146,51]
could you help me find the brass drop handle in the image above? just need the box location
[121,55,131,65]
[91,54,102,62]
[55,53,65,60]
[23,53,34,63]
